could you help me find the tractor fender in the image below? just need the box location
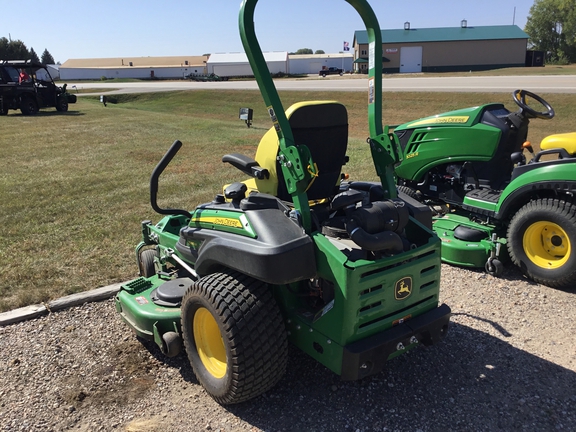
[496,161,576,219]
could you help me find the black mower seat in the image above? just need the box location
[241,101,349,202]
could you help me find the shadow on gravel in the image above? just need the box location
[218,322,575,432]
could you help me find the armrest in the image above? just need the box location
[222,153,269,180]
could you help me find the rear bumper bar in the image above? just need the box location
[341,303,451,380]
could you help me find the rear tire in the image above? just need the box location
[0,98,7,115]
[397,185,422,201]
[181,270,288,404]
[20,97,38,115]
[507,198,576,289]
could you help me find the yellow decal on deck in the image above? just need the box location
[409,116,469,127]
[406,152,419,159]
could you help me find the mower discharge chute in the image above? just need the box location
[115,0,451,405]
[394,89,576,289]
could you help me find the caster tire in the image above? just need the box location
[139,249,157,278]
[162,331,182,357]
[485,259,504,277]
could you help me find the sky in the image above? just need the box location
[1,0,535,63]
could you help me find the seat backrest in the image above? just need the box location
[252,101,349,202]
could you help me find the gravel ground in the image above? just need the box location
[1,263,575,432]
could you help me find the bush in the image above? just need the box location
[100,76,108,81]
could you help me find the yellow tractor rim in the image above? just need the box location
[523,221,571,269]
[193,307,227,379]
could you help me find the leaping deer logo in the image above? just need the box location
[395,277,412,300]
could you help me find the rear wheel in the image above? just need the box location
[507,198,576,288]
[397,185,422,201]
[181,270,288,404]
[20,97,38,115]
[0,98,7,115]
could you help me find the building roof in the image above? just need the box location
[288,53,353,60]
[60,56,209,69]
[207,52,288,63]
[354,25,528,45]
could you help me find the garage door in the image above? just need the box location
[400,46,422,73]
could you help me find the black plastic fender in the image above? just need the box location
[178,207,316,284]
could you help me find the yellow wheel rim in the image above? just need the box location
[523,221,571,269]
[193,307,227,379]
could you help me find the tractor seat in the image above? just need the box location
[540,132,576,155]
[239,101,349,202]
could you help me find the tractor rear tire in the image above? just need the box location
[138,249,157,278]
[397,185,422,201]
[507,198,576,289]
[181,270,288,404]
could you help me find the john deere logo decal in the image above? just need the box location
[395,277,412,300]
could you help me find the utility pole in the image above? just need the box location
[513,7,516,25]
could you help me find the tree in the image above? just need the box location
[41,48,55,65]
[29,47,40,63]
[0,37,30,60]
[525,0,576,63]
[294,48,313,55]
[314,50,325,54]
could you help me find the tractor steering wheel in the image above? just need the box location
[512,89,555,120]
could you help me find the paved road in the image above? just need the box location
[74,74,576,95]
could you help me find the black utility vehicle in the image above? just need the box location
[0,60,76,115]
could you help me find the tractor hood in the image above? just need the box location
[396,105,486,131]
[393,103,511,182]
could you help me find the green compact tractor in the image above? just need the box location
[115,0,450,405]
[394,90,576,289]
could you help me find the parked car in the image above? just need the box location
[319,66,344,77]
[187,73,229,82]
[0,60,76,115]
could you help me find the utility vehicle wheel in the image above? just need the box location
[181,270,288,404]
[56,98,69,112]
[20,97,38,115]
[507,198,576,288]
[0,99,7,115]
[138,249,157,277]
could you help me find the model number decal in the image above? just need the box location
[406,152,419,159]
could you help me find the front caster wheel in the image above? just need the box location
[507,198,576,289]
[138,249,157,277]
[161,331,182,357]
[485,259,504,277]
[181,270,288,404]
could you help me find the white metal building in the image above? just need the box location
[288,53,353,74]
[207,52,288,77]
[59,56,209,80]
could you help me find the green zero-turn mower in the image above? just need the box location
[115,0,451,405]
[394,90,576,289]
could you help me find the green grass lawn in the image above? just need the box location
[1,89,575,312]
